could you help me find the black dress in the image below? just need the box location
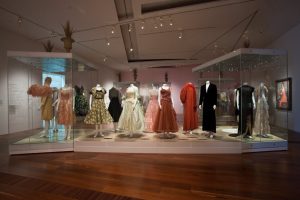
[199,83,217,133]
[237,85,255,136]
[108,87,122,122]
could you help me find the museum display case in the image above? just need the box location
[8,48,288,154]
[7,51,96,154]
[192,48,288,152]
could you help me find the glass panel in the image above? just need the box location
[8,52,74,154]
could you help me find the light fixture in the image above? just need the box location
[106,39,110,46]
[103,57,107,62]
[178,31,183,39]
[159,17,163,27]
[111,26,115,34]
[128,23,132,32]
[169,16,173,26]
[140,20,145,30]
[17,16,22,24]
[129,47,133,52]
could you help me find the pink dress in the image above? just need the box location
[57,88,73,125]
[144,89,160,132]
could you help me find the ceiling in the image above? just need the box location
[0,0,299,71]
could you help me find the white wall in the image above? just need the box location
[268,23,300,132]
[0,28,43,135]
[0,27,118,135]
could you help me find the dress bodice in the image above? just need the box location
[149,89,158,100]
[160,88,171,102]
[91,87,105,99]
[60,88,72,100]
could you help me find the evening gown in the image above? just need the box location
[118,85,144,132]
[254,84,270,135]
[153,88,178,133]
[84,87,113,124]
[144,88,160,132]
[108,87,122,122]
[57,88,74,125]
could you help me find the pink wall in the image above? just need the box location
[121,65,199,114]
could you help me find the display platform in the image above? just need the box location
[10,126,287,154]
[9,129,74,155]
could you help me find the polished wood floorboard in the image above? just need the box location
[0,132,300,200]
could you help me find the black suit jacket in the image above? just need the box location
[199,83,217,107]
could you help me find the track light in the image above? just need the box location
[103,57,107,62]
[159,17,163,27]
[106,39,110,46]
[128,23,132,32]
[141,20,145,30]
[178,32,183,39]
[111,26,115,34]
[17,16,22,24]
[169,16,173,26]
[129,47,133,52]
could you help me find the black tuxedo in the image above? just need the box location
[199,83,217,132]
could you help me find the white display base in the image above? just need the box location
[242,140,288,153]
[9,142,73,155]
[74,140,241,154]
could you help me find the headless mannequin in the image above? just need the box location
[236,82,256,138]
[41,77,52,138]
[199,80,216,138]
[158,83,174,138]
[53,84,74,140]
[127,84,138,137]
[52,90,59,134]
[182,82,194,135]
[91,84,105,138]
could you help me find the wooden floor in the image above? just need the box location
[0,132,300,200]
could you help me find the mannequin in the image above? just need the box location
[53,84,74,140]
[153,83,178,138]
[27,77,54,138]
[236,82,256,138]
[254,82,270,138]
[118,83,144,137]
[180,82,198,134]
[52,89,59,134]
[108,85,122,132]
[84,84,113,137]
[144,84,160,132]
[199,80,217,138]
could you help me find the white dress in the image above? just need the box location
[118,85,144,132]
[254,83,270,136]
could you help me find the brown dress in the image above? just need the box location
[180,83,199,131]
[153,88,178,133]
[57,88,73,125]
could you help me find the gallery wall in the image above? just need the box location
[268,22,300,132]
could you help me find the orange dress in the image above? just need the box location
[180,83,199,131]
[57,89,73,125]
[153,88,178,133]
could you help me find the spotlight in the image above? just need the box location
[106,39,110,46]
[17,16,22,24]
[141,20,145,30]
[178,32,183,39]
[159,17,163,27]
[128,23,132,32]
[103,57,107,62]
[111,26,115,34]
